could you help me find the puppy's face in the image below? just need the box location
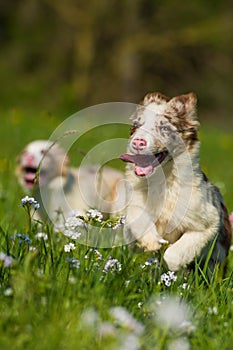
[120,92,199,177]
[16,140,68,190]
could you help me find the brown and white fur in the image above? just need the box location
[16,140,125,223]
[120,92,232,271]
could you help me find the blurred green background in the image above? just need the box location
[1,0,233,122]
[0,0,232,216]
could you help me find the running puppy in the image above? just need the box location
[16,140,125,223]
[120,92,232,271]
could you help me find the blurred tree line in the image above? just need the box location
[0,0,232,124]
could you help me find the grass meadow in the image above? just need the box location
[0,108,233,350]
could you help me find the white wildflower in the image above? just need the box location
[64,243,76,252]
[65,216,84,230]
[80,307,100,327]
[208,306,218,315]
[180,283,190,290]
[0,252,14,267]
[160,271,177,287]
[112,216,126,230]
[89,248,103,260]
[86,209,103,222]
[33,202,40,210]
[68,276,77,284]
[4,288,14,297]
[103,257,122,273]
[168,337,191,350]
[57,211,84,237]
[154,296,193,332]
[179,320,196,334]
[35,232,48,240]
[62,215,84,240]
[145,257,158,265]
[118,334,141,350]
[63,230,81,240]
[98,322,116,337]
[29,246,36,251]
[125,280,130,287]
[110,306,145,335]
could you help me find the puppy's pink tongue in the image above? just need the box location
[24,173,36,182]
[120,153,154,167]
[120,153,154,177]
[135,164,153,176]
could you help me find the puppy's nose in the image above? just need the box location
[132,138,147,151]
[25,153,35,165]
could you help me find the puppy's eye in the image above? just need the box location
[130,121,140,136]
[160,126,169,132]
[130,126,136,136]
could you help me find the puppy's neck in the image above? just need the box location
[162,141,201,188]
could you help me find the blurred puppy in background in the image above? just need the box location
[16,140,125,223]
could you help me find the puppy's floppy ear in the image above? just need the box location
[168,92,197,119]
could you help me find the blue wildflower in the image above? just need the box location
[20,196,40,210]
[66,257,80,269]
[11,233,31,245]
[103,257,122,273]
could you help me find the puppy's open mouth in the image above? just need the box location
[120,151,168,176]
[23,166,38,188]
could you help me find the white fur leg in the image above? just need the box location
[124,205,163,250]
[164,230,216,271]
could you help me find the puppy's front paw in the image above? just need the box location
[139,232,162,251]
[164,247,183,271]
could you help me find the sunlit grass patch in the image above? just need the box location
[0,194,233,349]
